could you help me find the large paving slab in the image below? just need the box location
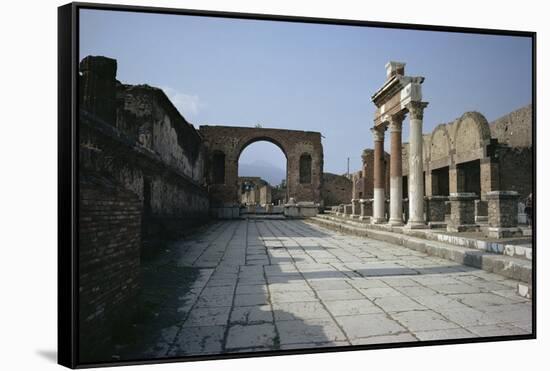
[139,219,532,357]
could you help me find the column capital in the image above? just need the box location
[371,126,386,142]
[407,101,429,120]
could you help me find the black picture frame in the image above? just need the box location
[58,2,536,368]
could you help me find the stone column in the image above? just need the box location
[406,101,428,228]
[388,114,405,225]
[371,126,386,224]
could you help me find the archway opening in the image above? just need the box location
[431,166,450,196]
[238,140,288,212]
[456,160,481,196]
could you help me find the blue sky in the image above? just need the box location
[80,9,532,177]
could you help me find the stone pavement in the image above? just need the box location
[147,218,532,358]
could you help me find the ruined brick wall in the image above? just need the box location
[200,125,323,205]
[79,56,209,239]
[79,175,141,361]
[497,146,532,200]
[116,84,205,183]
[490,104,532,148]
[321,173,352,206]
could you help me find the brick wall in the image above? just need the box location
[490,104,532,148]
[79,175,142,361]
[322,173,352,206]
[79,56,210,239]
[498,146,532,200]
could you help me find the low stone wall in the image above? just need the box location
[284,201,320,218]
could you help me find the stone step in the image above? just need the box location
[316,214,532,261]
[307,215,532,284]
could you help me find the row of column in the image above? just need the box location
[371,102,428,228]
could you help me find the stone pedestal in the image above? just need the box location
[343,204,353,217]
[359,199,372,221]
[425,196,448,227]
[284,205,299,218]
[266,204,273,213]
[284,198,299,218]
[351,199,360,218]
[486,191,521,238]
[447,192,478,232]
[475,200,488,223]
[297,202,319,217]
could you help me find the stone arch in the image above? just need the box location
[453,112,492,154]
[199,125,323,205]
[430,124,451,162]
[236,136,289,164]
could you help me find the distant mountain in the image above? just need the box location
[238,160,286,186]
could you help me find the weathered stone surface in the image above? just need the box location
[336,314,406,339]
[225,323,277,349]
[230,305,273,324]
[171,325,225,355]
[276,318,347,344]
[121,218,532,358]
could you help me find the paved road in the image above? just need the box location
[144,218,532,357]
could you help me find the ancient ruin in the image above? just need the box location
[343,62,532,236]
[77,56,533,361]
[200,125,324,218]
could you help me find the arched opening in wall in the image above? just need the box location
[238,140,288,210]
[211,151,226,184]
[456,159,481,196]
[431,166,450,196]
[299,153,312,184]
